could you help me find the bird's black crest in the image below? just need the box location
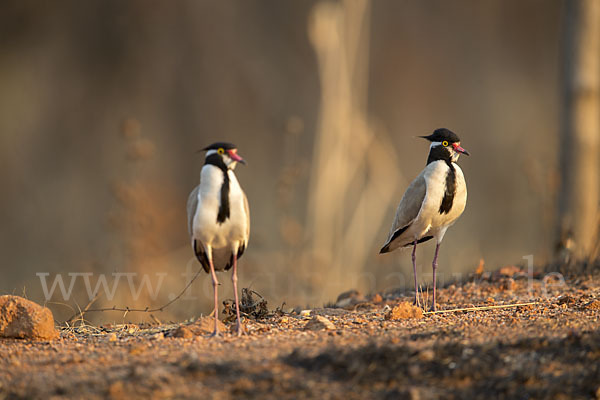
[439,161,456,214]
[202,142,237,151]
[421,128,460,143]
[204,153,231,223]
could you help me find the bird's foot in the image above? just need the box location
[235,323,245,337]
[428,304,437,312]
[413,298,421,308]
[208,329,223,339]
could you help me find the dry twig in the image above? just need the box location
[62,267,204,324]
[423,302,538,315]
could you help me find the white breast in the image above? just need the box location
[416,161,467,243]
[192,165,248,249]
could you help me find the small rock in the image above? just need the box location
[499,265,521,277]
[304,316,335,331]
[188,317,226,335]
[335,289,366,308]
[172,326,194,339]
[557,294,576,305]
[384,302,423,320]
[371,293,383,304]
[299,310,312,317]
[0,295,58,340]
[107,333,118,342]
[149,332,164,341]
[336,289,361,302]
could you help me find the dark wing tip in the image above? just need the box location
[379,245,390,254]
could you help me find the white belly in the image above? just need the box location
[192,167,248,250]
[416,161,467,242]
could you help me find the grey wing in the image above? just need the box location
[380,173,427,251]
[187,185,200,237]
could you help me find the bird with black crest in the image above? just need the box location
[188,142,249,336]
[380,129,469,311]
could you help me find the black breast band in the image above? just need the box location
[439,160,456,214]
[205,154,230,223]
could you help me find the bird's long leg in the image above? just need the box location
[231,251,243,336]
[206,246,221,337]
[412,240,420,307]
[430,242,441,311]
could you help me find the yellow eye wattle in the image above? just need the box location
[217,148,225,155]
[442,141,449,147]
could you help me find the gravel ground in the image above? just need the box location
[1,269,599,399]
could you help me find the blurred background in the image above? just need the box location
[0,0,596,323]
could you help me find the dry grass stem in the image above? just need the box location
[423,302,538,315]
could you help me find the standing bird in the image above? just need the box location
[187,142,250,336]
[380,129,469,311]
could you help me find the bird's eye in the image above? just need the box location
[442,141,449,147]
[217,148,225,155]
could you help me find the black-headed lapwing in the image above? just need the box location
[380,129,469,311]
[187,142,250,336]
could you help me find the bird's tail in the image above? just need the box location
[379,244,390,254]
[193,240,210,273]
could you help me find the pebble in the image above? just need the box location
[304,316,336,331]
[0,295,59,340]
[172,326,194,339]
[385,302,423,320]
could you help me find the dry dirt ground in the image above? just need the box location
[1,269,599,400]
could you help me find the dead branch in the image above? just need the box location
[62,267,204,324]
[423,302,538,315]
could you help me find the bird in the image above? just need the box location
[379,128,469,311]
[187,142,250,336]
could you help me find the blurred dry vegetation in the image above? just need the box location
[0,0,596,323]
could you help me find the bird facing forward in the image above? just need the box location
[380,129,469,311]
[187,142,249,336]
